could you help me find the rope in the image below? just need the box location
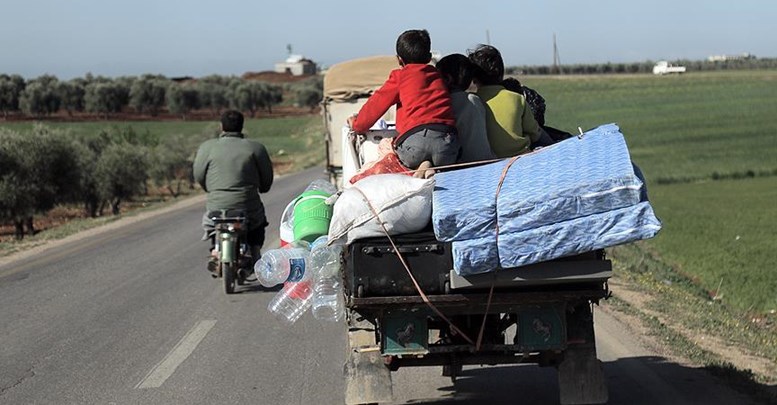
[351,186,476,346]
[399,157,504,176]
[474,155,522,351]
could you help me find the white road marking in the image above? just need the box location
[135,320,217,389]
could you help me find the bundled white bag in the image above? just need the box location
[328,174,434,244]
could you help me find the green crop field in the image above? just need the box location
[523,70,777,314]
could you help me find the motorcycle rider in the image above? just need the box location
[193,110,274,278]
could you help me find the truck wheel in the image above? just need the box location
[557,346,608,404]
[558,303,607,404]
[344,311,392,404]
[441,364,462,382]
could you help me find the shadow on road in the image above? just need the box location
[235,281,282,294]
[390,356,775,404]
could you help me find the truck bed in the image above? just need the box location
[343,230,611,300]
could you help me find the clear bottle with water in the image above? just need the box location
[304,179,338,195]
[254,247,311,288]
[311,241,345,322]
[267,271,315,325]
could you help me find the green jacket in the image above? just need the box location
[193,132,274,227]
[476,85,541,158]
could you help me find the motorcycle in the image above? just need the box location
[209,210,254,294]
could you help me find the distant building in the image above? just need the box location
[707,53,756,62]
[274,54,317,76]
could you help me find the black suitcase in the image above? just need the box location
[344,231,453,298]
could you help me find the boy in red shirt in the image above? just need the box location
[348,29,460,171]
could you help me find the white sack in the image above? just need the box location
[328,174,434,244]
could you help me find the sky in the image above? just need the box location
[1,0,775,79]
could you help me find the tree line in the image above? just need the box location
[0,73,323,119]
[507,57,777,75]
[0,125,207,240]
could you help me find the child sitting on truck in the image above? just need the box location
[467,44,554,158]
[347,29,460,171]
[435,53,495,163]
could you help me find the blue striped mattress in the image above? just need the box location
[452,202,662,275]
[433,123,644,241]
[431,123,662,275]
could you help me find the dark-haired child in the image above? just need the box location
[348,29,460,170]
[436,53,495,163]
[468,44,553,158]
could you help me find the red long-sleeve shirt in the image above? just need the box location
[352,64,455,143]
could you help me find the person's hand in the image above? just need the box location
[347,115,357,129]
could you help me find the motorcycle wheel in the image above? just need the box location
[236,267,245,286]
[223,262,236,294]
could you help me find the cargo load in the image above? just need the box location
[431,123,661,275]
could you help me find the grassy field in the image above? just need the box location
[522,70,777,314]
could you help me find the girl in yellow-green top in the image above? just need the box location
[468,44,554,158]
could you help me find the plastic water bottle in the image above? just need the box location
[267,272,315,325]
[254,247,310,288]
[304,179,338,195]
[311,242,345,322]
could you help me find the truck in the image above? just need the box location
[653,60,686,75]
[322,56,611,404]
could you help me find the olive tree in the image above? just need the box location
[72,134,109,217]
[130,75,169,116]
[95,143,149,215]
[149,134,194,198]
[20,78,61,117]
[197,81,230,116]
[231,81,266,117]
[262,83,283,113]
[0,131,33,238]
[0,127,82,238]
[58,80,86,116]
[295,86,322,111]
[0,74,26,118]
[166,83,200,119]
[85,81,127,119]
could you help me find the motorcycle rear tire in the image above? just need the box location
[223,262,236,294]
[237,271,245,286]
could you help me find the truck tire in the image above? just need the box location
[557,302,607,404]
[344,310,392,404]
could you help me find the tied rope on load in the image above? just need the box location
[351,186,476,346]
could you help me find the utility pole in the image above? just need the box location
[486,30,491,45]
[553,34,562,74]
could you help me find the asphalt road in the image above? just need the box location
[0,167,756,404]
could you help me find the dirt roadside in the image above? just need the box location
[604,277,776,380]
[0,194,205,271]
